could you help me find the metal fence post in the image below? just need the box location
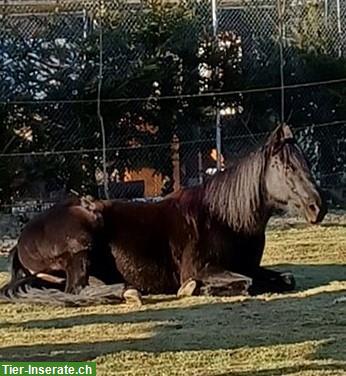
[171,134,181,192]
[336,0,342,57]
[324,0,328,26]
[212,0,222,172]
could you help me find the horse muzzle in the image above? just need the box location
[303,200,327,224]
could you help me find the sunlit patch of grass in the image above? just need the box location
[0,222,345,375]
[264,225,346,264]
[96,341,329,376]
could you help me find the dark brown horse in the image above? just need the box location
[89,124,327,296]
[1,123,327,303]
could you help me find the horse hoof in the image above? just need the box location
[280,272,295,290]
[123,288,142,306]
[177,279,198,297]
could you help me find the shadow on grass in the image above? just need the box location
[268,263,346,290]
[0,263,345,373]
[0,255,8,273]
[0,344,345,376]
[0,290,345,365]
[213,364,346,376]
[320,222,346,228]
[215,362,346,376]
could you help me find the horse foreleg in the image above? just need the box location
[178,266,252,297]
[65,251,89,294]
[247,267,295,295]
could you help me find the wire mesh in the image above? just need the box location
[0,0,345,212]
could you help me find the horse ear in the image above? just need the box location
[267,123,294,154]
[281,123,294,140]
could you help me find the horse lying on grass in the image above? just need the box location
[0,123,327,306]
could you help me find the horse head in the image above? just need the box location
[264,123,327,224]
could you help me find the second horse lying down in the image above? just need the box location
[0,124,327,304]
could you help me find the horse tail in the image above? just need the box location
[0,247,142,307]
[0,262,142,307]
[0,280,142,307]
[0,245,31,296]
[7,245,30,281]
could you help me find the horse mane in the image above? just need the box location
[203,146,269,234]
[281,141,311,173]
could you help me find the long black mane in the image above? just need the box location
[204,146,268,234]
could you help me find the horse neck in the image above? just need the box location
[204,150,272,234]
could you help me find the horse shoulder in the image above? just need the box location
[162,198,199,263]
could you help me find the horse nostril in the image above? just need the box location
[309,203,318,213]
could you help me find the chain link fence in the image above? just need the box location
[0,0,345,213]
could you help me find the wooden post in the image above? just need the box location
[171,134,180,192]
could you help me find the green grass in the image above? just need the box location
[0,222,346,375]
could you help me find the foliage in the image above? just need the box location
[231,1,346,185]
[288,0,330,55]
[0,0,346,204]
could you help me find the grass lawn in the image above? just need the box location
[0,219,345,375]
